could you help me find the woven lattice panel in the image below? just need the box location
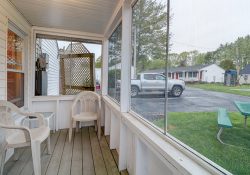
[64,42,90,54]
[59,43,94,95]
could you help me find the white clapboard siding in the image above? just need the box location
[0,10,7,100]
[41,39,59,95]
[0,0,31,162]
[0,0,31,101]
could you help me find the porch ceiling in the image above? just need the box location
[9,0,119,35]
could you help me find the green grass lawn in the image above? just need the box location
[188,83,250,97]
[153,112,250,175]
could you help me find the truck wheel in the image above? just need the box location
[171,86,183,97]
[131,86,139,97]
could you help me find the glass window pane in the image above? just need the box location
[7,29,23,70]
[131,0,250,174]
[162,0,250,174]
[7,72,24,107]
[7,28,24,107]
[34,37,101,96]
[131,0,167,130]
[108,24,122,103]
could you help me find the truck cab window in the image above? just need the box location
[156,75,165,80]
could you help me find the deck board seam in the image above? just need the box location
[69,130,75,175]
[4,148,26,175]
[15,148,32,175]
[86,127,95,175]
[89,127,97,175]
[55,130,68,175]
[96,130,109,174]
[89,127,108,175]
[104,136,119,169]
[44,130,61,175]
[81,129,83,175]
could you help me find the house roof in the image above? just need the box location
[240,64,250,74]
[142,64,212,74]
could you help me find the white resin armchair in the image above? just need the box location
[69,91,101,142]
[0,101,51,175]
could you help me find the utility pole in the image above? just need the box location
[236,46,240,85]
[164,0,170,134]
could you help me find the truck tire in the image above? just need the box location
[171,85,183,97]
[131,86,139,97]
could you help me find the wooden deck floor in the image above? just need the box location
[3,127,128,175]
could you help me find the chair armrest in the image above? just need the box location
[0,124,31,140]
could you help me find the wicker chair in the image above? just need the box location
[0,101,51,175]
[69,91,101,142]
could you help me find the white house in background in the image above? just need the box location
[36,39,59,95]
[239,64,250,84]
[143,64,225,83]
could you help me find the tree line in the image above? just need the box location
[168,35,250,70]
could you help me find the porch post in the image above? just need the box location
[119,0,132,171]
[120,0,132,113]
[101,39,109,96]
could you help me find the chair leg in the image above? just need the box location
[47,136,51,155]
[13,148,19,161]
[94,120,97,131]
[69,120,73,142]
[76,121,79,132]
[31,141,41,175]
[0,148,6,175]
[98,120,101,140]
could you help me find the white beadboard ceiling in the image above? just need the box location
[10,0,120,35]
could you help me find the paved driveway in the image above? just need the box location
[131,87,250,121]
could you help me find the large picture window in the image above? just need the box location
[108,24,122,103]
[131,0,167,123]
[34,35,102,96]
[7,29,24,107]
[130,0,250,174]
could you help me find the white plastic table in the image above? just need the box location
[22,112,56,132]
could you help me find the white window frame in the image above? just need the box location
[7,21,27,107]
[107,21,123,105]
[30,27,103,99]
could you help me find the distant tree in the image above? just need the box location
[193,53,206,65]
[109,24,122,67]
[147,59,165,70]
[95,56,102,68]
[133,0,168,73]
[219,59,235,70]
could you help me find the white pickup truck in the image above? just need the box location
[129,73,185,97]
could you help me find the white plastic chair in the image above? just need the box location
[69,91,101,142]
[0,101,51,175]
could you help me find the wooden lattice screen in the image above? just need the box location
[59,51,94,95]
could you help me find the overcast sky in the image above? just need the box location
[58,41,101,60]
[170,0,250,53]
[58,0,250,56]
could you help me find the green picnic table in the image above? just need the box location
[234,101,250,128]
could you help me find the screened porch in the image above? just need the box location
[1,0,249,175]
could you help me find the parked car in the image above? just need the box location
[117,73,185,97]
